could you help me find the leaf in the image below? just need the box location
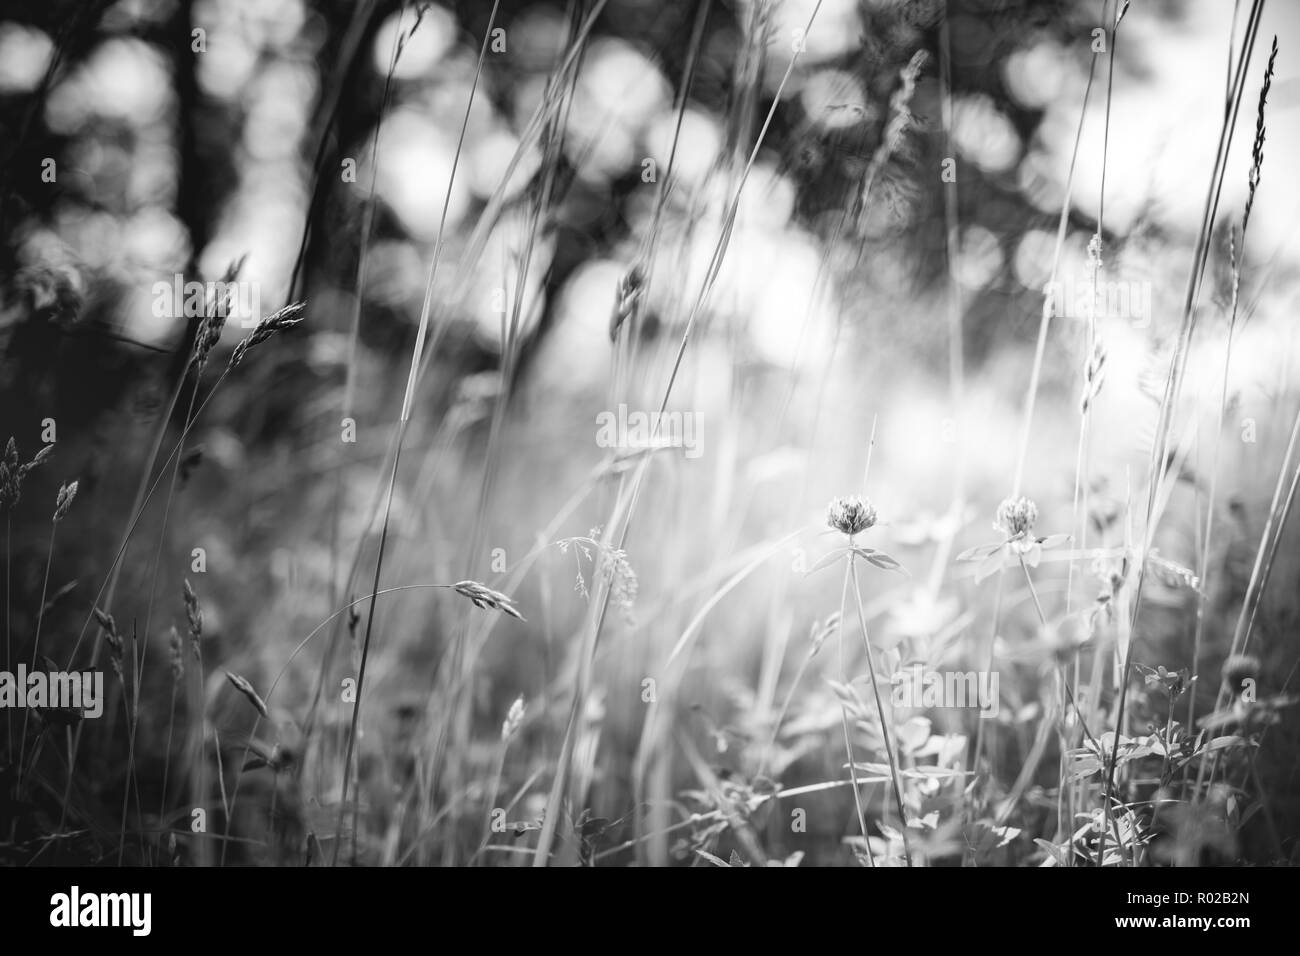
[1038,534,1072,550]
[578,815,613,837]
[1067,751,1103,781]
[854,547,907,574]
[1146,734,1171,757]
[847,763,959,782]
[956,543,1001,562]
[871,556,905,573]
[1196,708,1240,731]
[989,824,1021,847]
[975,548,1007,583]
[844,763,894,782]
[896,716,932,753]
[1118,741,1156,763]
[1034,838,1069,866]
[807,547,851,575]
[1205,735,1244,753]
[694,849,731,867]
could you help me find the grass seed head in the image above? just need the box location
[453,580,525,620]
[502,695,526,741]
[1244,36,1278,233]
[228,302,307,370]
[609,262,645,342]
[93,606,118,643]
[53,480,78,522]
[189,259,244,372]
[183,579,204,650]
[94,607,124,680]
[0,439,52,510]
[190,306,228,373]
[168,625,184,683]
[807,612,839,660]
[225,671,270,719]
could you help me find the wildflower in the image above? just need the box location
[1138,663,1190,698]
[826,495,878,537]
[810,495,905,576]
[958,495,1069,582]
[994,494,1038,541]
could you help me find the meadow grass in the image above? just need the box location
[4,0,1298,869]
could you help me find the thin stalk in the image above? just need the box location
[531,0,824,868]
[131,380,201,865]
[16,519,57,789]
[836,559,874,863]
[158,679,178,836]
[850,555,911,866]
[329,4,499,865]
[476,734,514,863]
[1116,2,1265,822]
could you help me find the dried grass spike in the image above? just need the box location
[501,695,525,741]
[228,302,307,370]
[1243,36,1278,234]
[453,580,525,620]
[183,579,203,641]
[225,671,270,719]
[53,480,78,522]
[167,625,184,683]
[93,606,118,642]
[189,259,244,372]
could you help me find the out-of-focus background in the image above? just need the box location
[3,0,1300,866]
